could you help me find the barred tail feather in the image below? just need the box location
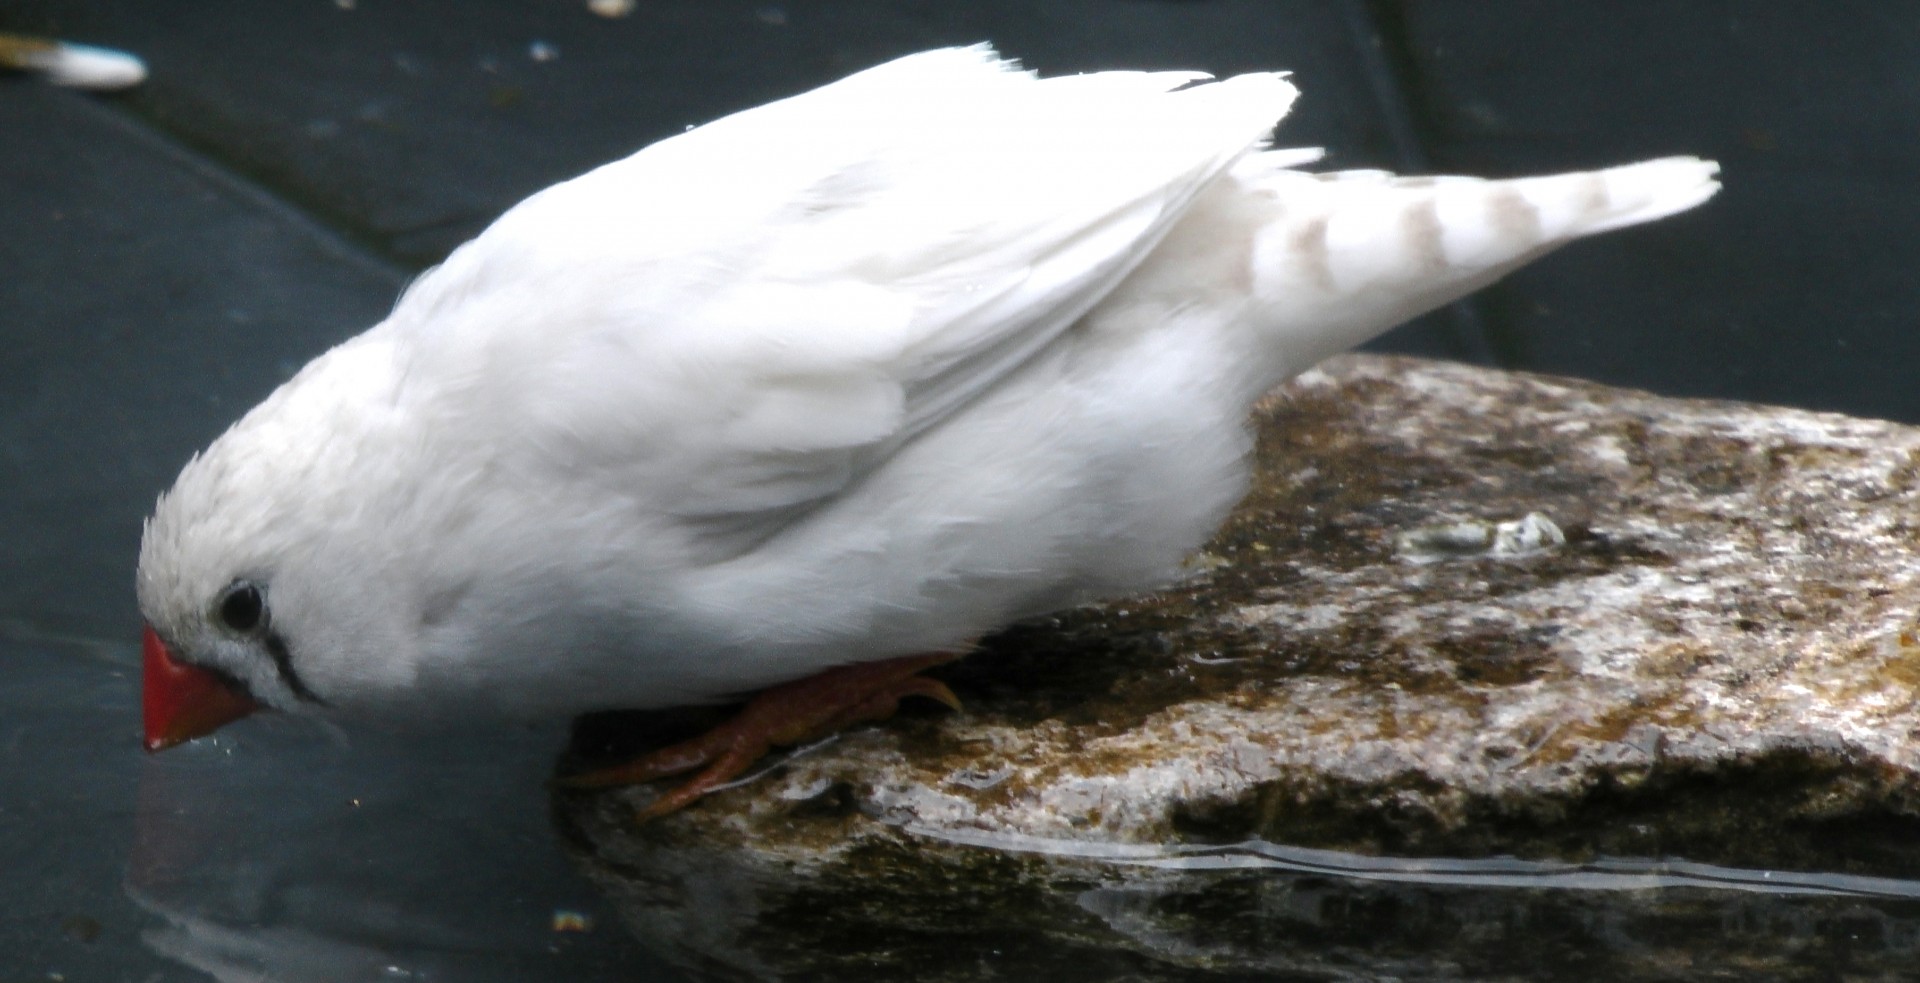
[1240,155,1720,379]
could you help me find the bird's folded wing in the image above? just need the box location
[392,48,1300,553]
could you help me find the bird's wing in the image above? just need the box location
[390,48,1300,552]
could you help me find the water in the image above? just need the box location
[0,639,673,981]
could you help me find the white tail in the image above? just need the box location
[1235,155,1721,379]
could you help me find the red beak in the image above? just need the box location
[142,624,260,752]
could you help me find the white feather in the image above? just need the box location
[137,47,1719,721]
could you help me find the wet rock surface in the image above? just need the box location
[554,353,1920,981]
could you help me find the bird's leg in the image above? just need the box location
[556,652,962,819]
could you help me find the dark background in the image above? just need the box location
[2,2,1913,980]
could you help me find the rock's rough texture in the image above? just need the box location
[555,354,1920,981]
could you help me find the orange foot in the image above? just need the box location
[556,653,962,819]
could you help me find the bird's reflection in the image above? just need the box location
[124,720,660,981]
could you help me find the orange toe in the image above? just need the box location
[557,652,963,818]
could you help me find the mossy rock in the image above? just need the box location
[556,354,1920,981]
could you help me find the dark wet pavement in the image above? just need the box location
[3,3,1915,980]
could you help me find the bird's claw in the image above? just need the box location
[554,652,963,819]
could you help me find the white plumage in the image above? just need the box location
[136,47,1719,725]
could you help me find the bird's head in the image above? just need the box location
[135,336,422,750]
[136,428,342,750]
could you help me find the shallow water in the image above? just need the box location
[0,640,673,981]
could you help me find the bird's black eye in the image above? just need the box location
[214,581,269,636]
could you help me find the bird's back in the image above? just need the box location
[136,47,1718,722]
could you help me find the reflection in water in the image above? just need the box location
[122,713,667,981]
[131,889,421,983]
[901,822,1920,979]
[1,628,668,980]
[906,823,1920,898]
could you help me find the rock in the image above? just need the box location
[554,354,1920,981]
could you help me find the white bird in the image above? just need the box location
[136,46,1718,814]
